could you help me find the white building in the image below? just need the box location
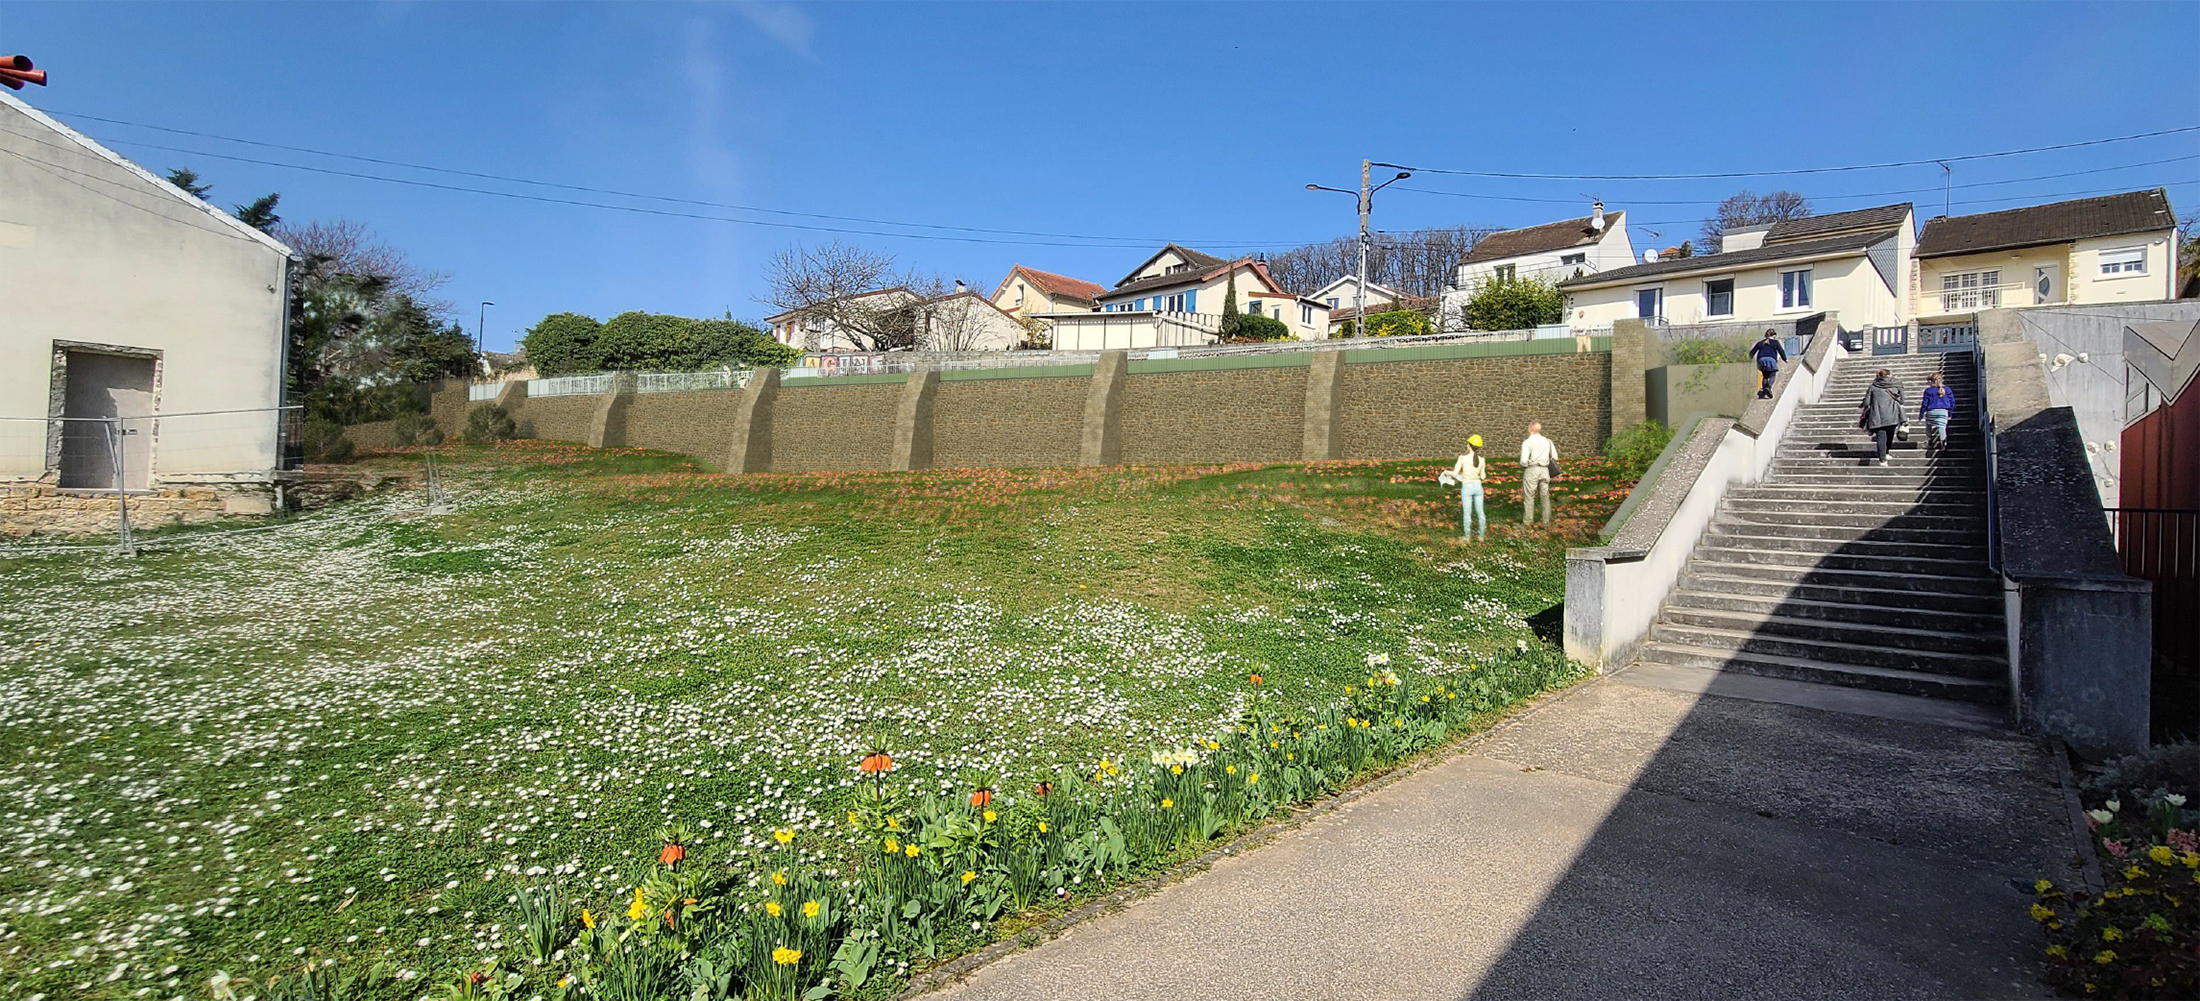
[766,286,1026,352]
[0,90,296,500]
[1308,275,1402,313]
[1912,188,2179,316]
[1559,203,1916,329]
[1438,203,1635,328]
[1038,244,1332,350]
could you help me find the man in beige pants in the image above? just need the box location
[1519,421,1556,525]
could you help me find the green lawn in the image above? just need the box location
[0,443,1630,997]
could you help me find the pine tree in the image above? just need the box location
[164,167,212,201]
[233,193,282,233]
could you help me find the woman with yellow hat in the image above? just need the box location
[1448,435,1488,540]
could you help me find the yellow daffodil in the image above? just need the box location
[803,900,820,918]
[847,810,861,827]
[883,837,900,854]
[2030,904,2053,922]
[773,946,802,966]
[1248,772,1260,784]
[905,844,920,858]
[961,870,976,885]
[2101,927,2122,942]
[983,809,997,823]
[772,871,787,886]
[580,908,595,930]
[2094,950,2116,965]
[626,887,649,922]
[1037,821,1048,834]
[2150,845,2176,865]
[766,900,782,917]
[1225,765,1236,775]
[2035,879,2054,894]
[774,829,794,846]
[1161,798,1174,809]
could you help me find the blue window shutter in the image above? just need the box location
[1186,289,1197,313]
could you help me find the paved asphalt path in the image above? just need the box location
[926,665,2076,1001]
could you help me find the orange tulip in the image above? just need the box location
[1033,781,1053,798]
[970,788,993,808]
[659,842,686,868]
[1249,673,1263,686]
[860,752,895,774]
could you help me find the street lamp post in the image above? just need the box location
[1306,161,1410,336]
[477,301,495,356]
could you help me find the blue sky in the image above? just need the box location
[3,1,2195,351]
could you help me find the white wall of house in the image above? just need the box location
[1243,291,1332,340]
[991,275,1093,320]
[0,93,293,484]
[1913,231,2177,316]
[1566,254,1903,329]
[919,294,1026,350]
[1042,312,1222,351]
[1441,221,1635,330]
[1309,276,1399,312]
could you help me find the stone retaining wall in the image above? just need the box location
[1,480,274,537]
[342,337,1633,474]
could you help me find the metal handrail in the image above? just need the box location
[1976,346,2000,573]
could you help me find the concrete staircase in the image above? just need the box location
[1635,352,2007,705]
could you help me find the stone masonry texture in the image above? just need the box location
[1338,352,1611,461]
[519,396,598,445]
[770,382,903,472]
[932,377,1086,469]
[1119,367,1307,465]
[624,389,743,466]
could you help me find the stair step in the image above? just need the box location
[1647,621,2007,677]
[1682,559,2001,593]
[1691,545,1995,577]
[1727,484,1986,500]
[1718,506,1982,528]
[1633,642,2007,704]
[1706,521,1984,545]
[1667,589,2002,631]
[1703,527,1982,554]
[1659,604,2006,655]
[1674,570,2005,611]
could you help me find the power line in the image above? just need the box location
[42,108,1326,249]
[1394,154,2200,207]
[1380,125,2200,180]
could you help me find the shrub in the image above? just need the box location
[1362,309,1433,338]
[300,418,353,463]
[2085,743,2200,806]
[1603,420,1675,479]
[464,404,517,444]
[390,411,443,447]
[521,312,604,376]
[1461,275,1563,331]
[1231,313,1292,342]
[2034,790,2200,998]
[1666,338,1747,365]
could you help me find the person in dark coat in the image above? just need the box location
[1859,369,1906,465]
[1749,329,1788,399]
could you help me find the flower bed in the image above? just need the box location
[2034,790,2200,997]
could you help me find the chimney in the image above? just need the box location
[953,279,968,295]
[1590,201,1605,233]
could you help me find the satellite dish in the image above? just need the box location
[1643,250,1659,263]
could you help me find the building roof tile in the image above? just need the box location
[1561,228,1893,289]
[1915,189,2174,258]
[1766,203,1912,243]
[1461,211,1623,264]
[998,266,1105,304]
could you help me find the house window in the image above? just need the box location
[1493,264,1517,282]
[1635,288,1663,321]
[1780,269,1812,309]
[2099,247,2147,277]
[1301,304,1314,325]
[1940,270,1999,311]
[1327,296,1339,308]
[1705,279,1734,317]
[1015,285,1025,306]
[1560,253,1586,266]
[1185,289,1197,312]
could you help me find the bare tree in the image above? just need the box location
[1265,224,1497,299]
[1700,191,1812,251]
[905,276,1010,351]
[760,241,932,351]
[275,218,454,316]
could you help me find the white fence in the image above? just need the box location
[525,374,613,398]
[637,370,751,394]
[468,382,502,402]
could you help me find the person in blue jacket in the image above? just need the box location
[1920,371,1956,452]
[1749,330,1788,399]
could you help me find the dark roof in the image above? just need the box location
[1766,203,1912,243]
[1461,211,1622,264]
[1113,243,1227,288]
[2127,318,2200,407]
[1915,188,2175,259]
[996,265,1105,304]
[1561,228,1893,288]
[1102,249,1264,300]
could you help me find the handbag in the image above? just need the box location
[1896,420,1910,441]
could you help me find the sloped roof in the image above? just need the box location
[1915,189,2175,259]
[1113,243,1227,288]
[1767,203,1912,243]
[995,265,1105,304]
[1561,228,1892,289]
[1461,211,1623,265]
[1310,275,1402,303]
[1100,253,1277,301]
[2127,318,2200,408]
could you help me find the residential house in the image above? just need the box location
[1559,203,1916,329]
[1913,189,2179,317]
[1328,294,1440,336]
[0,90,296,505]
[1037,244,1331,349]
[1438,202,1635,328]
[990,265,1104,319]
[766,285,1025,352]
[1308,275,1402,313]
